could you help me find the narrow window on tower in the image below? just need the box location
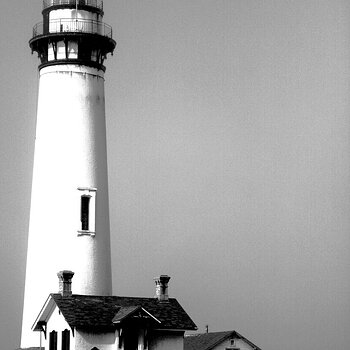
[81,195,90,231]
[77,187,96,236]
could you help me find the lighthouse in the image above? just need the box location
[21,0,116,347]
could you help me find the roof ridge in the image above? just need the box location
[195,330,234,335]
[60,293,177,300]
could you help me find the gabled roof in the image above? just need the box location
[112,305,143,322]
[112,305,161,324]
[34,294,197,332]
[184,331,261,350]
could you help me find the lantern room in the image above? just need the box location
[29,0,116,71]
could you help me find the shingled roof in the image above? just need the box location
[37,293,197,332]
[184,331,261,350]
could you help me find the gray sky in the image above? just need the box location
[1,1,350,349]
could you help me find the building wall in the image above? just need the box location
[211,337,256,350]
[149,331,184,350]
[35,307,186,350]
[75,329,183,350]
[43,307,76,350]
[21,63,112,347]
[75,329,117,350]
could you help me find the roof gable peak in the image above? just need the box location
[112,305,161,324]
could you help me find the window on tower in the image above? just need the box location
[77,187,97,236]
[81,196,90,231]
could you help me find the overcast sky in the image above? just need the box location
[1,1,350,349]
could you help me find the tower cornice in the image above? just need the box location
[30,31,116,72]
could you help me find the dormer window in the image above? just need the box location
[77,187,96,236]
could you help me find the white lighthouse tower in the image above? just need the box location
[21,0,116,347]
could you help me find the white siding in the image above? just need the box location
[75,330,117,350]
[44,308,75,350]
[211,337,257,350]
[150,332,184,350]
[21,64,112,347]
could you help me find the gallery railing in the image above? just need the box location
[32,18,113,38]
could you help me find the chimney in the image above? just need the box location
[154,275,171,302]
[57,270,74,297]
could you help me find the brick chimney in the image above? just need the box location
[57,270,74,297]
[154,275,171,302]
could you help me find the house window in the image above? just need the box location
[49,331,57,350]
[62,329,70,350]
[77,187,96,236]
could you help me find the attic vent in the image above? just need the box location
[226,338,240,350]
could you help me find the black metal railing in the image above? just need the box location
[32,18,113,38]
[43,0,103,11]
